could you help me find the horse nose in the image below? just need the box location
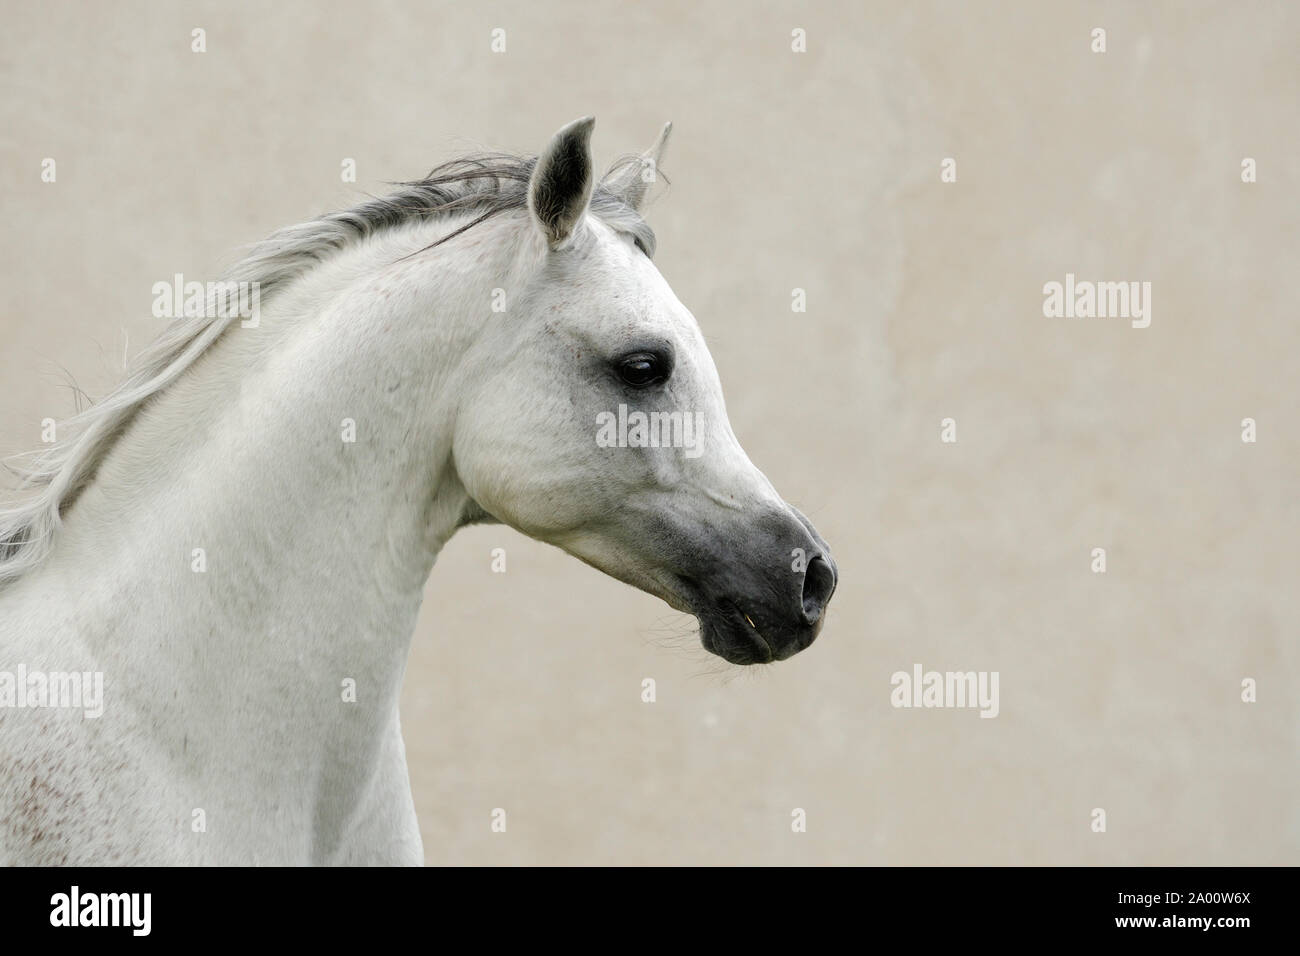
[770,552,837,660]
[800,554,837,626]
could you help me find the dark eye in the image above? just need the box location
[616,351,670,388]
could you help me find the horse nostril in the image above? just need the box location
[801,555,836,624]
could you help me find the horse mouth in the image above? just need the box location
[698,602,785,665]
[673,558,827,666]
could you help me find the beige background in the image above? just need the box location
[2,1,1296,864]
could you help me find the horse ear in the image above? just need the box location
[603,121,672,213]
[528,116,596,247]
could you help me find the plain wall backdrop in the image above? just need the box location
[1,0,1296,864]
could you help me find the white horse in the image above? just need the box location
[0,118,837,865]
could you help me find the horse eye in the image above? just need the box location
[616,352,668,388]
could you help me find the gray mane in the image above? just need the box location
[248,153,655,302]
[0,152,657,588]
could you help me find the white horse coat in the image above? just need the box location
[0,119,836,864]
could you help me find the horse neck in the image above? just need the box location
[40,221,513,764]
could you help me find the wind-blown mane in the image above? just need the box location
[0,152,656,589]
